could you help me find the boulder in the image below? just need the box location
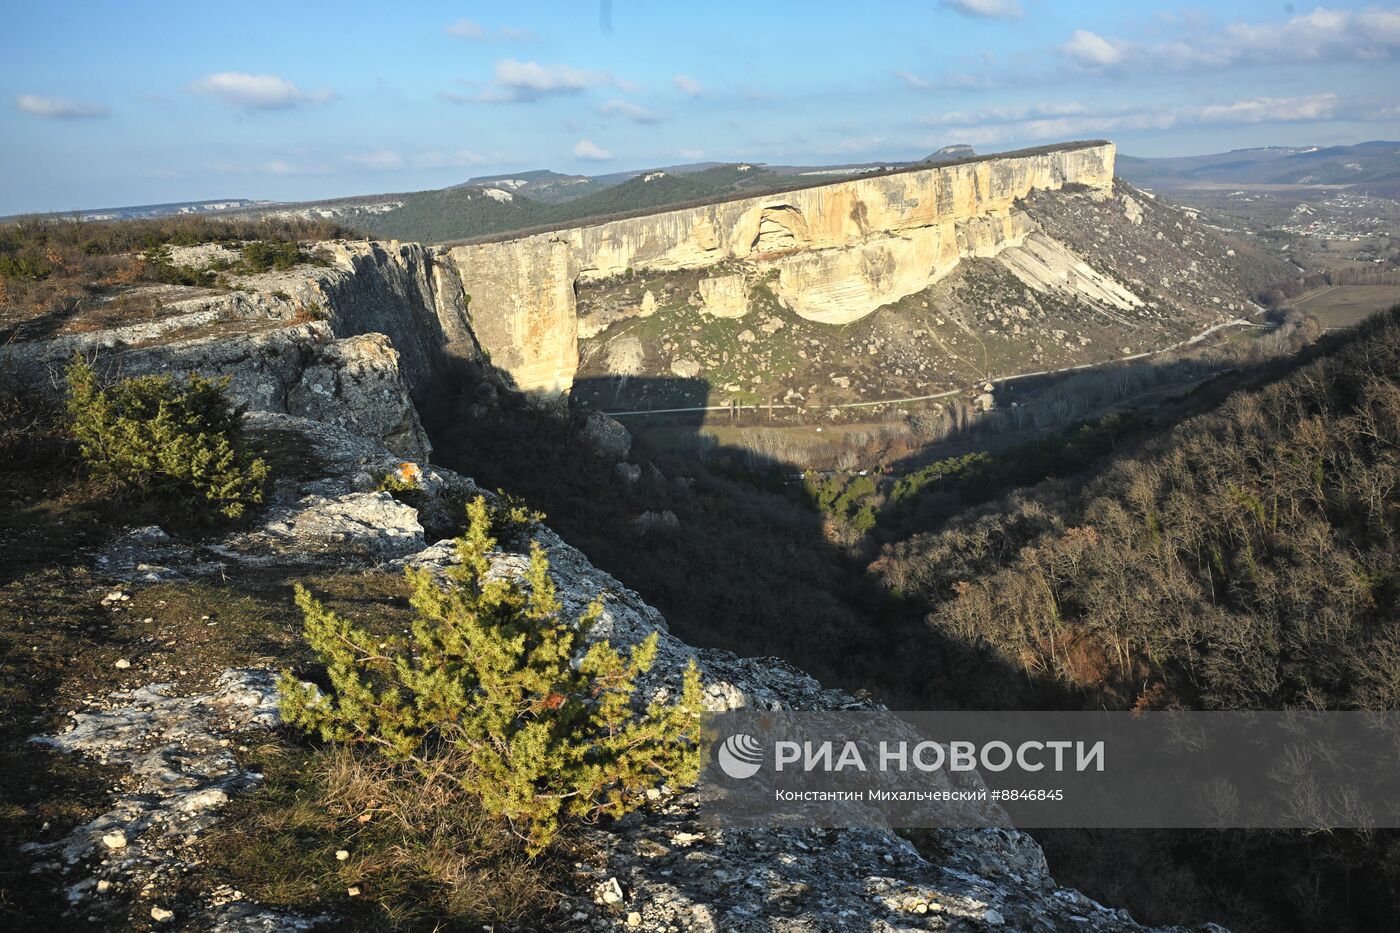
[697,274,749,319]
[630,510,680,534]
[581,411,632,460]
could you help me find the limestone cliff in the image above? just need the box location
[0,242,479,458]
[444,142,1118,393]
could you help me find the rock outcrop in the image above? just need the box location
[445,142,1118,392]
[0,241,481,458]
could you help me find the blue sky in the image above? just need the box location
[3,1,1399,213]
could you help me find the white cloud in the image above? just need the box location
[599,99,662,123]
[1222,7,1400,63]
[939,0,1023,20]
[189,72,335,111]
[345,149,405,170]
[445,19,537,42]
[347,149,489,170]
[1059,30,1126,68]
[209,157,332,177]
[573,139,612,160]
[895,69,1005,91]
[468,59,623,103]
[1061,8,1400,73]
[445,18,485,39]
[15,93,108,119]
[938,72,1004,90]
[1194,94,1342,124]
[922,93,1363,147]
[262,159,327,176]
[672,74,703,96]
[413,148,487,168]
[893,70,931,90]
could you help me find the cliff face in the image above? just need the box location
[0,242,479,458]
[444,143,1117,393]
[307,241,480,404]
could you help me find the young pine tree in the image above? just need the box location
[280,496,706,853]
[65,356,267,520]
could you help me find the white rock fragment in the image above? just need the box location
[596,876,624,905]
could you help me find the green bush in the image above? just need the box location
[64,357,268,520]
[140,245,217,287]
[280,496,705,854]
[240,239,304,273]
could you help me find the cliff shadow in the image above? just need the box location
[569,373,712,423]
[427,370,1071,711]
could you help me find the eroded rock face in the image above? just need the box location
[697,273,751,318]
[308,241,480,403]
[0,241,479,458]
[444,142,1118,392]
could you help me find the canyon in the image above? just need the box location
[1,219,1210,930]
[0,134,1318,929]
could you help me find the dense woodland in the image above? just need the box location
[882,308,1400,712]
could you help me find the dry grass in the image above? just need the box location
[1293,284,1400,329]
[203,741,570,931]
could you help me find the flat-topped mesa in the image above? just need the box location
[443,141,1116,394]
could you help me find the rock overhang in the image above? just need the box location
[442,141,1118,395]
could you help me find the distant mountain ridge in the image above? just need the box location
[1,198,264,224]
[1118,140,1400,194]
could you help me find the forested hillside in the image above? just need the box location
[877,306,1400,712]
[259,164,818,244]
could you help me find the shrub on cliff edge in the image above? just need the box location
[64,356,268,521]
[280,495,705,854]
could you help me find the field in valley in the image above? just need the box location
[1293,283,1400,328]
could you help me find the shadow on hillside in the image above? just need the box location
[0,295,87,344]
[859,321,1340,542]
[426,370,1071,711]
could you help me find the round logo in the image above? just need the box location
[717,732,764,779]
